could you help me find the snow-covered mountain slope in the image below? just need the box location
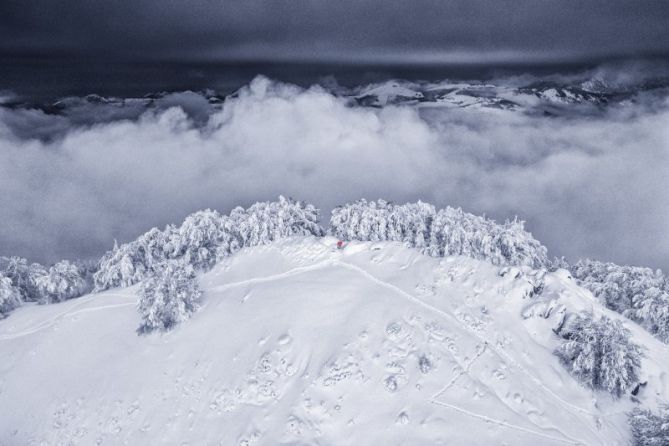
[1,237,668,445]
[347,78,668,112]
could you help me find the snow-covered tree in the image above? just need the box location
[137,261,201,333]
[94,227,174,291]
[95,197,324,292]
[571,259,666,313]
[0,274,22,318]
[428,207,548,268]
[329,199,435,246]
[394,201,435,249]
[554,312,642,397]
[329,200,548,268]
[169,210,226,270]
[329,199,386,242]
[35,260,88,304]
[550,256,571,271]
[237,196,324,248]
[0,256,47,302]
[629,406,669,446]
[571,259,669,342]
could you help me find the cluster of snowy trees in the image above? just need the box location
[3,196,669,348]
[0,256,45,303]
[570,260,669,343]
[0,275,22,318]
[1,197,323,324]
[629,406,669,445]
[95,196,324,292]
[0,256,91,317]
[35,260,90,304]
[554,312,643,397]
[329,199,548,268]
[91,197,323,331]
[137,261,201,333]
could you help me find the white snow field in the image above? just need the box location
[1,237,668,445]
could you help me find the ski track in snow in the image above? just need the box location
[0,294,135,341]
[0,249,609,444]
[211,255,597,444]
[430,399,581,445]
[431,342,488,400]
[0,261,338,343]
[209,259,337,293]
[336,260,598,414]
[334,259,594,445]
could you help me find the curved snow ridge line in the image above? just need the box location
[208,259,337,292]
[0,301,136,341]
[334,259,600,419]
[430,399,583,445]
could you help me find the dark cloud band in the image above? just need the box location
[1,0,668,63]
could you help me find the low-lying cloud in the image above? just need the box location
[1,76,668,272]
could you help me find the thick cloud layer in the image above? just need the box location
[1,75,668,272]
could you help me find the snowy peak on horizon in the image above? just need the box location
[3,64,669,133]
[347,76,669,111]
[2,237,667,445]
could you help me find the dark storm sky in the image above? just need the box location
[1,0,669,64]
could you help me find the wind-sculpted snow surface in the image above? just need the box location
[2,237,668,444]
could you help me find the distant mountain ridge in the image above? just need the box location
[3,71,668,125]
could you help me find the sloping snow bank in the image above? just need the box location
[1,237,667,445]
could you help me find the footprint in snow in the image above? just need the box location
[396,411,410,425]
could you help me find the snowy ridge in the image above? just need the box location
[3,68,668,134]
[345,75,669,112]
[2,237,668,445]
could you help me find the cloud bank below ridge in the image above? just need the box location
[0,74,668,272]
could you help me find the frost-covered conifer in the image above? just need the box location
[0,274,22,318]
[35,260,88,304]
[629,406,669,446]
[137,261,201,332]
[555,312,642,397]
